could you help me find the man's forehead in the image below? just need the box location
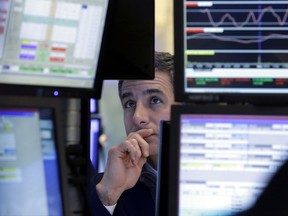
[121,84,164,99]
[121,72,171,93]
[122,80,161,89]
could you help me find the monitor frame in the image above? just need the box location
[156,120,171,216]
[0,95,70,216]
[167,103,288,216]
[174,0,288,105]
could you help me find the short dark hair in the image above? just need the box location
[118,51,174,98]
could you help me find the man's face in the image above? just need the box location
[119,71,175,164]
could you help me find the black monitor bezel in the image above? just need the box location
[167,103,288,216]
[156,120,171,216]
[173,0,288,105]
[0,82,104,99]
[0,95,70,215]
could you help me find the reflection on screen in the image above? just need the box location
[179,114,288,216]
[0,108,63,216]
[0,0,108,89]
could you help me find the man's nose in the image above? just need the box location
[133,102,149,127]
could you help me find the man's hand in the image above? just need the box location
[96,128,153,206]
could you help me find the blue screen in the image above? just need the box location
[0,108,63,215]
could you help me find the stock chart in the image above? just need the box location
[186,0,288,65]
[184,0,288,91]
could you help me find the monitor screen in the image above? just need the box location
[174,0,288,104]
[90,117,100,172]
[0,0,109,98]
[0,96,69,215]
[167,104,288,216]
[90,98,99,114]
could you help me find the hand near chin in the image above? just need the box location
[96,128,153,206]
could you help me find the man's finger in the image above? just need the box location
[132,128,153,138]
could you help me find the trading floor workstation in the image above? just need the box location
[159,1,288,216]
[1,0,288,215]
[0,0,153,215]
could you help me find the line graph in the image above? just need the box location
[185,1,288,65]
[188,33,288,44]
[200,6,288,27]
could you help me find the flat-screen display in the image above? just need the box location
[0,96,69,216]
[0,0,109,98]
[167,104,288,216]
[99,0,155,80]
[174,0,288,104]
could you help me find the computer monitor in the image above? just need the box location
[174,1,288,104]
[0,0,110,98]
[99,0,155,80]
[0,96,69,215]
[167,104,288,216]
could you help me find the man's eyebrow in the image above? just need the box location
[121,88,165,100]
[120,92,133,100]
[145,89,164,95]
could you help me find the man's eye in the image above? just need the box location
[125,101,136,108]
[151,97,161,104]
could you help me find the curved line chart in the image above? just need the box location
[184,1,288,64]
[188,33,288,44]
[201,6,288,27]
[186,3,288,45]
